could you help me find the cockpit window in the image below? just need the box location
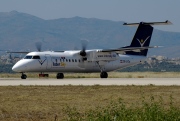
[24,56,32,59]
[32,56,40,59]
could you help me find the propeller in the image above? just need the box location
[35,42,42,52]
[80,39,89,56]
[9,53,12,60]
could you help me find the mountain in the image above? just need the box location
[0,11,180,58]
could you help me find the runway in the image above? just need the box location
[0,78,179,86]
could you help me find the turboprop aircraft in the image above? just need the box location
[11,21,172,79]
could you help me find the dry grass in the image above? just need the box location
[1,72,180,78]
[0,85,180,120]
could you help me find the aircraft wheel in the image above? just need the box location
[56,73,64,79]
[21,74,27,79]
[100,72,108,78]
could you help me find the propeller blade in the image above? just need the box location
[80,39,89,56]
[81,39,88,51]
[35,42,42,52]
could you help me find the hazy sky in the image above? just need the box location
[0,0,179,32]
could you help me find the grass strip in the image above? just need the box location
[0,85,180,120]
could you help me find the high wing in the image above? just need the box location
[98,46,159,53]
[6,51,30,54]
[6,42,43,54]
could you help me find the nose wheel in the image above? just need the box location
[100,72,108,78]
[21,73,27,79]
[56,73,64,79]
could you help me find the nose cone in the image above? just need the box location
[12,64,20,72]
[12,61,26,72]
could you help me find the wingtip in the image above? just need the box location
[166,20,173,25]
[154,46,164,48]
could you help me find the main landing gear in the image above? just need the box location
[56,73,64,79]
[21,73,27,79]
[20,72,106,79]
[96,61,108,78]
[100,71,108,78]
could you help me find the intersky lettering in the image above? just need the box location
[53,62,60,66]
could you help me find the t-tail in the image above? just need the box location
[123,20,172,56]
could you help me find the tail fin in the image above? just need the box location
[125,22,153,56]
[124,20,172,56]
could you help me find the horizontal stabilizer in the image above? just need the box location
[123,20,172,26]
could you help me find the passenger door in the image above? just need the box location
[45,54,51,69]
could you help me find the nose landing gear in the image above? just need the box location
[100,71,108,78]
[21,73,27,79]
[56,73,64,79]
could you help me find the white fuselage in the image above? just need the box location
[12,50,146,73]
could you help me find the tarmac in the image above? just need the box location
[0,78,179,86]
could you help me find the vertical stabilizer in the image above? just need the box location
[123,20,172,56]
[125,22,153,56]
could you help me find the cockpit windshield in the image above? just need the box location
[32,56,40,59]
[24,56,32,59]
[24,55,40,59]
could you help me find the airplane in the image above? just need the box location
[11,20,172,79]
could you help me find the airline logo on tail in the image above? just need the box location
[136,36,150,47]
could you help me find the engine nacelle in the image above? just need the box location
[80,51,86,56]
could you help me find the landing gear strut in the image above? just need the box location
[100,72,108,78]
[56,73,64,79]
[96,61,108,78]
[21,73,27,79]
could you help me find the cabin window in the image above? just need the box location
[24,56,32,59]
[75,59,77,62]
[66,59,68,62]
[79,59,80,62]
[32,56,40,59]
[69,59,71,62]
[72,59,74,62]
